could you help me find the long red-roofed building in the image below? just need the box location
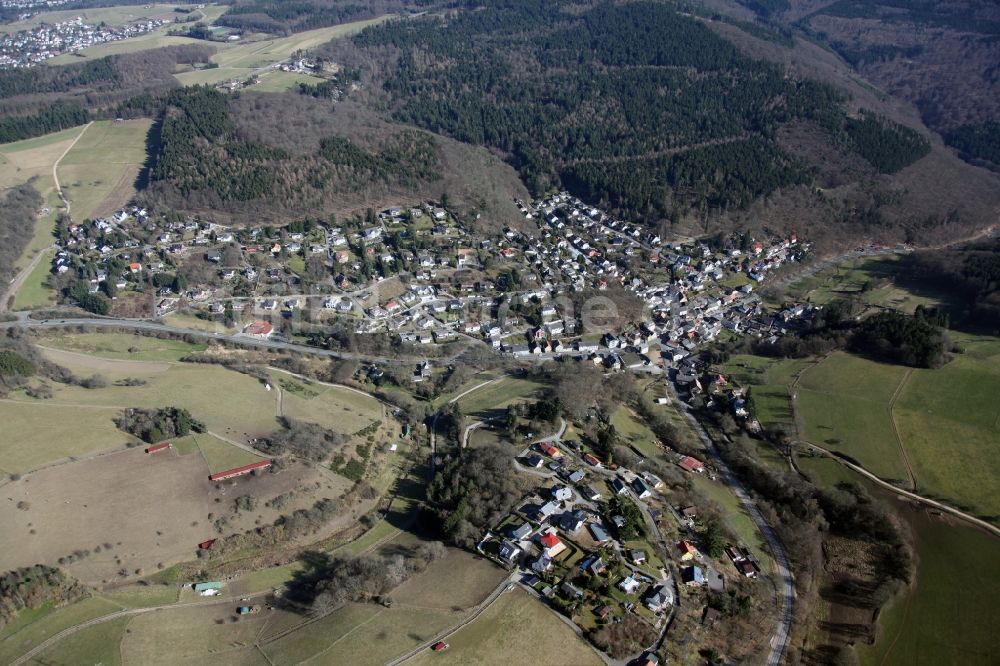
[678,456,704,473]
[145,442,171,454]
[209,460,271,481]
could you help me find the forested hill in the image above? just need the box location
[346,0,929,226]
[145,87,442,218]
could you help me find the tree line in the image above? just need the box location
[0,182,41,285]
[0,101,88,143]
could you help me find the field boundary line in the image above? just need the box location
[298,607,386,666]
[804,442,1000,538]
[887,368,917,491]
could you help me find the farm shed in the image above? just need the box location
[209,460,272,481]
[145,442,171,454]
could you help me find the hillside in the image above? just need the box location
[143,87,528,226]
[727,1,1000,171]
[328,0,999,247]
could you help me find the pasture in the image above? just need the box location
[213,18,391,69]
[57,119,152,220]
[792,345,1000,518]
[0,400,137,476]
[40,331,206,361]
[852,479,1000,666]
[26,615,130,666]
[455,377,545,417]
[0,3,204,34]
[252,70,325,93]
[389,542,506,610]
[261,603,459,666]
[690,474,773,569]
[717,355,809,431]
[172,17,392,86]
[273,372,382,435]
[0,596,121,665]
[43,5,231,63]
[892,338,1000,519]
[794,352,911,483]
[15,356,280,439]
[12,249,56,309]
[0,125,85,271]
[190,432,267,475]
[120,600,269,666]
[0,446,330,583]
[408,588,603,666]
[611,406,660,457]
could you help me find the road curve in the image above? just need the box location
[805,443,1000,538]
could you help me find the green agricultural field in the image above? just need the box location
[250,70,325,92]
[0,596,121,665]
[611,406,660,457]
[408,588,603,666]
[856,491,1000,666]
[12,249,56,309]
[192,433,266,474]
[892,341,1000,519]
[795,352,911,483]
[57,119,152,220]
[0,401,137,475]
[456,377,546,416]
[0,3,201,33]
[8,363,280,439]
[274,374,381,435]
[119,602,269,666]
[26,615,130,666]
[41,331,205,362]
[98,584,180,608]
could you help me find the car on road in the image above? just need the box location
[432,642,449,652]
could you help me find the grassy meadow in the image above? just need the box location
[891,336,1000,519]
[57,119,152,221]
[795,352,911,483]
[0,125,85,273]
[407,588,603,666]
[0,596,122,665]
[455,377,545,417]
[39,331,206,361]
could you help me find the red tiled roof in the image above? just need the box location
[244,320,273,335]
[678,456,703,472]
[539,533,561,548]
